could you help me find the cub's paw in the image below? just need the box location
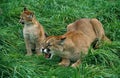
[25,53,32,56]
[71,63,79,68]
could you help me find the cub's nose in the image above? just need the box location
[19,20,24,24]
[19,21,24,24]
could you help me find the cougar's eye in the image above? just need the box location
[48,43,52,46]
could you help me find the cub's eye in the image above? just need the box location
[27,15,33,18]
[20,16,24,20]
[21,17,23,20]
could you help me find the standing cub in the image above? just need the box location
[19,7,46,55]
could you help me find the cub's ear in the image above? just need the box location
[31,12,34,15]
[23,7,27,11]
[28,12,34,18]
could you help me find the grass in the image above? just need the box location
[0,0,120,78]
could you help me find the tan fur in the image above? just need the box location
[67,18,111,48]
[19,7,46,56]
[42,18,111,67]
[43,31,91,67]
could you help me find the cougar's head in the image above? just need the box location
[41,36,66,59]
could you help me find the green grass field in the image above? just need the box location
[0,0,120,78]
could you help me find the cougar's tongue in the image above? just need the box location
[45,53,51,58]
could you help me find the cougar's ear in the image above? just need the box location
[58,36,66,45]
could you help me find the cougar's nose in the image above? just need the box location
[40,47,51,53]
[43,48,51,53]
[40,47,44,53]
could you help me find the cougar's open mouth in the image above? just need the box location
[44,52,54,59]
[41,48,54,59]
[42,49,53,59]
[44,53,51,58]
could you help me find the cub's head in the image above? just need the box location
[41,36,66,59]
[19,7,34,25]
